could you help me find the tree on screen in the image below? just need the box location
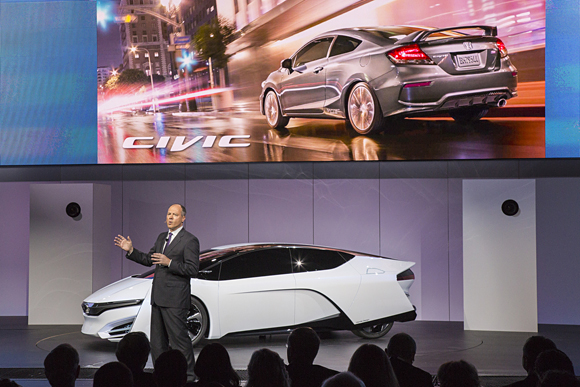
[193,17,235,69]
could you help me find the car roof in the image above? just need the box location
[202,242,385,260]
[315,26,429,40]
[314,25,472,46]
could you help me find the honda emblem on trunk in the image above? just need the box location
[463,41,473,50]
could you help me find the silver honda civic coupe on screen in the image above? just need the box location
[260,25,518,134]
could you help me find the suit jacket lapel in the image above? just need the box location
[164,231,183,256]
[156,233,168,253]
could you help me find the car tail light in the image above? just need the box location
[403,81,432,88]
[387,44,434,65]
[397,269,415,281]
[496,39,508,58]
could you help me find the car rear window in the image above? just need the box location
[362,26,465,41]
[291,248,352,272]
[330,36,362,57]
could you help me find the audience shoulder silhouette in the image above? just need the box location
[94,361,134,387]
[154,349,188,387]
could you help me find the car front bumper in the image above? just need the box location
[81,305,141,341]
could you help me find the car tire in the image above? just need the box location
[187,296,208,347]
[449,106,489,123]
[264,90,290,129]
[351,322,394,339]
[347,83,384,135]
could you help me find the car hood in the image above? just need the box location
[83,276,151,303]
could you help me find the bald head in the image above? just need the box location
[166,204,186,231]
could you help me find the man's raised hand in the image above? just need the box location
[114,235,133,253]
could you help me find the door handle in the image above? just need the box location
[313,66,324,74]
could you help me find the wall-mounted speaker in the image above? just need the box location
[66,202,82,219]
[501,199,519,216]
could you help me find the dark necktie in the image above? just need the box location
[163,232,173,254]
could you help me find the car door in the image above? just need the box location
[324,35,363,111]
[291,248,360,325]
[278,37,334,115]
[217,248,295,336]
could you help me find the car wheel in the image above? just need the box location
[449,106,489,123]
[264,90,290,129]
[347,83,384,135]
[351,322,394,339]
[187,296,208,347]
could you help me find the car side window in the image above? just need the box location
[329,36,362,57]
[219,248,292,280]
[198,262,220,280]
[293,37,334,67]
[291,248,349,273]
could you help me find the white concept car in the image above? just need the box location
[81,243,417,346]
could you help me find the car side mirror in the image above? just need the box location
[281,58,293,74]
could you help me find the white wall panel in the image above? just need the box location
[463,179,537,332]
[249,179,313,244]
[29,184,111,324]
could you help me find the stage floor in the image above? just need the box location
[1,319,579,386]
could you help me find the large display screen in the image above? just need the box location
[0,0,97,165]
[1,0,575,165]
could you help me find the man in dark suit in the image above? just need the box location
[386,333,433,387]
[114,204,199,380]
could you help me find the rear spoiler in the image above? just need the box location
[396,25,498,45]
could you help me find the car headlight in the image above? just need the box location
[81,299,144,316]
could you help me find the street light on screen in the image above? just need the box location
[131,46,157,113]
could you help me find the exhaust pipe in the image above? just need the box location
[496,98,507,108]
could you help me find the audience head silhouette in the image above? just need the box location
[535,349,575,379]
[436,360,480,387]
[194,343,240,387]
[287,327,321,365]
[154,349,188,387]
[386,333,416,364]
[321,372,366,387]
[539,370,580,387]
[43,343,80,387]
[116,331,151,374]
[246,348,290,387]
[522,336,557,374]
[348,343,399,387]
[93,361,133,387]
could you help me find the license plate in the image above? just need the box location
[457,53,480,67]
